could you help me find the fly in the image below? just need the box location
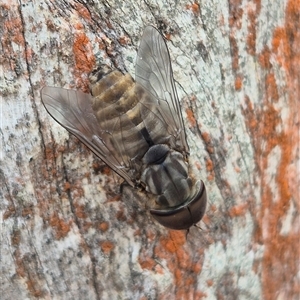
[41,26,207,230]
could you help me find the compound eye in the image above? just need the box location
[150,181,207,230]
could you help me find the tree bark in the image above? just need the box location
[1,0,299,299]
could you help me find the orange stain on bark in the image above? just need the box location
[100,240,115,254]
[49,213,72,239]
[229,35,239,71]
[159,231,186,254]
[205,158,215,181]
[201,131,214,154]
[228,203,248,217]
[98,221,109,232]
[201,131,211,144]
[153,231,205,299]
[73,203,87,219]
[21,205,34,218]
[138,255,156,270]
[242,1,299,298]
[118,36,130,46]
[258,46,272,69]
[186,108,197,128]
[246,8,258,55]
[73,33,96,91]
[186,2,200,15]
[11,230,45,298]
[3,204,16,220]
[3,12,24,46]
[25,279,43,298]
[63,181,71,191]
[234,74,243,90]
[265,73,279,102]
[74,2,92,22]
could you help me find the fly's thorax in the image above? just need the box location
[141,145,193,208]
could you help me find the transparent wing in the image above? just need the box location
[135,26,189,154]
[41,86,135,186]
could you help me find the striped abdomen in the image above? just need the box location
[89,68,171,174]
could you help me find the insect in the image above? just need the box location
[41,26,206,230]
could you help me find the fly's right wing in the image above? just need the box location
[41,86,135,186]
[135,26,189,155]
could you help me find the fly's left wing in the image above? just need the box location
[41,86,136,186]
[135,26,189,155]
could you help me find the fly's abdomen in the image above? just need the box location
[89,69,149,166]
[89,68,172,172]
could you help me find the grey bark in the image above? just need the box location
[1,0,298,299]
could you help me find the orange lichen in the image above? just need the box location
[116,208,126,222]
[49,213,72,239]
[138,256,156,270]
[14,249,26,277]
[96,37,106,51]
[228,203,248,217]
[201,131,211,144]
[73,33,95,72]
[229,35,239,71]
[159,231,186,253]
[73,22,84,31]
[73,203,87,219]
[234,165,241,173]
[210,204,218,213]
[186,108,197,128]
[118,36,129,46]
[98,221,109,232]
[74,2,92,22]
[107,194,122,203]
[206,279,214,287]
[192,262,202,274]
[101,166,111,176]
[265,73,279,102]
[246,8,257,55]
[234,74,243,90]
[46,19,56,32]
[3,204,16,219]
[100,240,115,254]
[25,279,43,298]
[63,182,71,191]
[258,46,272,69]
[228,3,243,29]
[242,1,300,298]
[73,33,96,91]
[11,229,21,247]
[3,12,25,46]
[186,2,200,15]
[205,158,215,181]
[153,230,206,298]
[21,205,34,218]
[164,33,172,41]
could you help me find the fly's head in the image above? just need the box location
[142,145,207,230]
[149,180,207,230]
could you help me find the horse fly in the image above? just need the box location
[41,26,207,230]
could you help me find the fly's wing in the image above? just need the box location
[41,86,135,186]
[135,26,189,155]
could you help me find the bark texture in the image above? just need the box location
[1,0,299,299]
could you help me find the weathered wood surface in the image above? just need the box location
[1,0,299,299]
